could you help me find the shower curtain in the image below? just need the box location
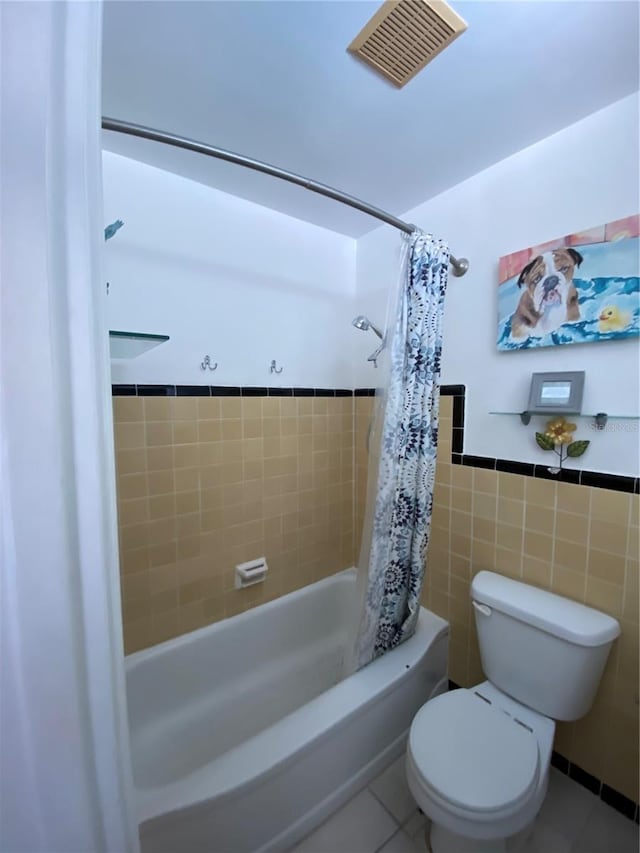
[350,230,450,672]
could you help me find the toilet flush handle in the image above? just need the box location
[472,600,492,617]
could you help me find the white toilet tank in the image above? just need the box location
[471,571,620,721]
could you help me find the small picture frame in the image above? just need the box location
[527,371,585,415]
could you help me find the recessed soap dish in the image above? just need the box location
[235,557,268,589]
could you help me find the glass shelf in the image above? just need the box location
[489,411,639,427]
[490,412,639,419]
[109,330,169,359]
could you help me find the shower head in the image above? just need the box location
[352,315,384,340]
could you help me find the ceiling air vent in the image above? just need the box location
[348,0,467,88]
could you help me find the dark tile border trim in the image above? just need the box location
[462,454,495,470]
[580,470,637,493]
[448,683,638,821]
[176,385,210,396]
[550,750,569,775]
[112,384,136,396]
[136,384,175,396]
[210,386,239,396]
[568,761,601,796]
[601,784,638,820]
[112,384,356,399]
[496,459,535,477]
[267,388,293,396]
[452,428,464,455]
[549,753,638,820]
[439,384,639,495]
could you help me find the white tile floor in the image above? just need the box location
[289,756,639,853]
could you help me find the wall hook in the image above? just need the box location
[200,355,218,371]
[270,359,283,375]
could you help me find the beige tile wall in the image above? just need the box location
[113,394,355,654]
[355,395,375,556]
[424,395,640,802]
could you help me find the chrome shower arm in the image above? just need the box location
[368,322,384,340]
[367,340,386,368]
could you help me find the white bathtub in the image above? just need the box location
[126,569,449,853]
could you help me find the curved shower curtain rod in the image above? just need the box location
[102,117,469,277]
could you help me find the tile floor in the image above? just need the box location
[290,756,639,853]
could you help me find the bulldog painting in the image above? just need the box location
[497,217,640,351]
[510,248,583,339]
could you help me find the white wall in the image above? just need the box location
[356,94,640,477]
[103,152,357,387]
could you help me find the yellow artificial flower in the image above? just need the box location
[545,417,577,445]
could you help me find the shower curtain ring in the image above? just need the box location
[200,355,218,371]
[270,359,283,375]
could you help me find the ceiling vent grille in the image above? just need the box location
[348,0,467,88]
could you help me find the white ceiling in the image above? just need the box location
[102,1,639,237]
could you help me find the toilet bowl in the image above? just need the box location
[406,682,554,852]
[407,571,620,853]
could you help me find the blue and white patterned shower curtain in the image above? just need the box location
[352,231,449,670]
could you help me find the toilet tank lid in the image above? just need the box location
[471,571,621,647]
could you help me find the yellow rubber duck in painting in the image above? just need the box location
[598,305,631,333]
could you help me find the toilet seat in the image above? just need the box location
[408,689,539,818]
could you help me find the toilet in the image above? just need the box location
[406,570,620,853]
